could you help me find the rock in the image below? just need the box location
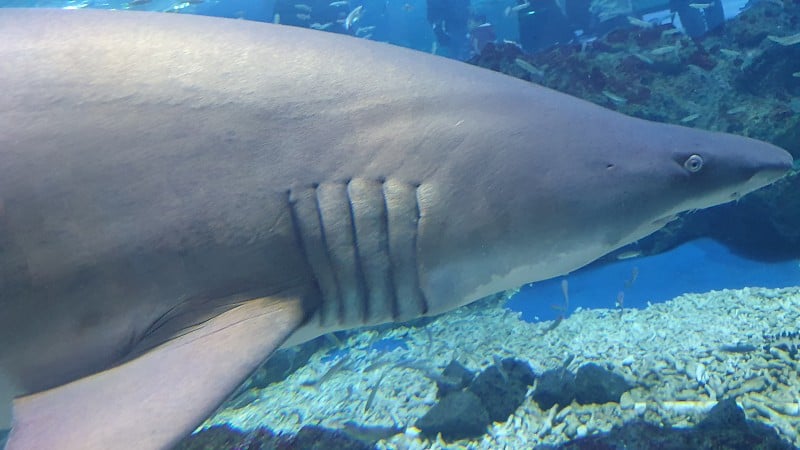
[535,397,794,449]
[469,358,536,422]
[574,363,631,405]
[415,391,490,441]
[174,423,375,450]
[436,359,475,398]
[532,368,576,410]
[294,425,375,450]
[173,425,280,450]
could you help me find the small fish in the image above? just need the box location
[633,53,654,65]
[355,25,375,36]
[651,45,677,55]
[364,371,386,412]
[296,13,311,20]
[726,106,747,115]
[504,0,530,15]
[341,421,403,444]
[363,358,390,373]
[492,356,510,383]
[767,33,800,46]
[627,16,652,28]
[329,0,349,6]
[345,5,364,30]
[793,72,800,78]
[294,3,312,12]
[301,357,349,388]
[514,58,543,77]
[273,13,281,23]
[719,48,741,57]
[128,0,150,5]
[680,113,700,123]
[689,2,713,9]
[615,249,642,260]
[624,266,639,288]
[602,90,627,105]
[661,28,681,37]
[310,22,333,30]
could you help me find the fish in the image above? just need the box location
[310,21,333,30]
[680,113,701,123]
[633,53,654,65]
[719,48,741,57]
[0,8,792,450]
[505,0,530,15]
[344,4,363,30]
[355,25,375,36]
[689,2,714,9]
[615,250,642,260]
[767,33,800,46]
[651,45,678,55]
[602,89,628,105]
[627,16,653,28]
[514,57,544,77]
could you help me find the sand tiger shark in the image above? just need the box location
[0,7,792,450]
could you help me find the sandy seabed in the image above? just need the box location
[204,285,800,449]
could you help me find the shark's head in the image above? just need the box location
[417,111,793,314]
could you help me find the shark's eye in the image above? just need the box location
[683,154,704,173]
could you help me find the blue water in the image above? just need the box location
[506,238,800,323]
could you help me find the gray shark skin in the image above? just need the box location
[0,8,792,450]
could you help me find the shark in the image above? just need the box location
[0,8,792,450]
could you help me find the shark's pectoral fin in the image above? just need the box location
[7,295,306,450]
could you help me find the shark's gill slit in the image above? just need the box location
[344,179,371,323]
[290,179,428,327]
[316,183,366,325]
[347,178,397,323]
[288,185,341,326]
[377,178,401,320]
[384,180,428,320]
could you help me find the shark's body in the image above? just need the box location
[0,8,792,450]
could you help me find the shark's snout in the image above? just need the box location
[745,145,793,193]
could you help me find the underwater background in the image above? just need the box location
[1,0,799,448]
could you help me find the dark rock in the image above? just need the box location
[174,423,376,450]
[293,425,375,450]
[174,425,284,450]
[416,391,490,441]
[436,359,474,398]
[469,358,536,422]
[535,398,794,450]
[174,425,249,450]
[532,368,575,410]
[574,363,631,405]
